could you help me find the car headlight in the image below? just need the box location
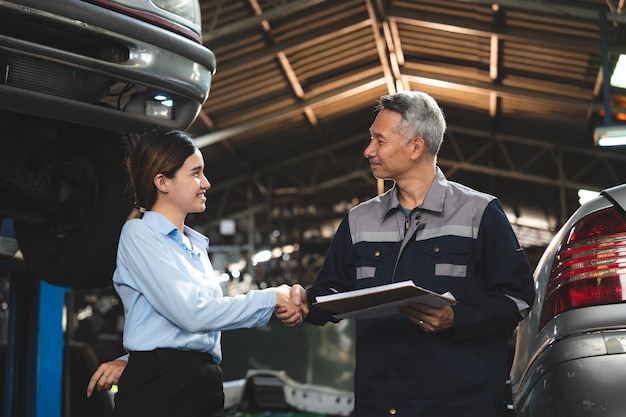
[98,0,202,35]
[151,0,201,27]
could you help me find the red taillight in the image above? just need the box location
[540,207,626,328]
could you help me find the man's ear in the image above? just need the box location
[153,173,169,193]
[410,136,426,159]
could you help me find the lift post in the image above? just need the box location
[2,218,66,417]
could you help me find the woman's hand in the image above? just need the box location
[275,284,309,327]
[86,359,127,397]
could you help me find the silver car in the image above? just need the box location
[0,0,215,288]
[510,183,626,416]
[0,0,215,132]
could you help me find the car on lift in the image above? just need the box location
[510,183,626,416]
[0,0,216,288]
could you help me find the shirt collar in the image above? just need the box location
[383,166,448,216]
[421,166,447,213]
[142,211,209,251]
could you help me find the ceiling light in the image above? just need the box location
[251,249,272,265]
[577,189,600,205]
[593,125,626,147]
[610,54,626,89]
[219,219,236,235]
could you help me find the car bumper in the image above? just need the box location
[0,0,215,131]
[513,331,626,417]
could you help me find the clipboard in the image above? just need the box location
[313,280,456,319]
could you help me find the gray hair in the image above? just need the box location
[375,91,446,156]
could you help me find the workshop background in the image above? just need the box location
[74,0,626,391]
[3,0,626,416]
[187,0,626,287]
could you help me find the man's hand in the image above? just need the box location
[400,303,455,333]
[275,284,308,327]
[86,359,127,397]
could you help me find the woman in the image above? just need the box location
[90,128,303,417]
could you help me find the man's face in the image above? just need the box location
[364,109,414,180]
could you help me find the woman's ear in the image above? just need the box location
[153,173,169,193]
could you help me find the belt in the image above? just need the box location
[129,348,216,364]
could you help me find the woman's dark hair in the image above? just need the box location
[126,128,198,219]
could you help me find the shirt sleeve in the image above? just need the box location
[305,214,355,325]
[451,199,536,341]
[116,220,277,333]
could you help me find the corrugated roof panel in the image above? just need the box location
[191,0,626,257]
[270,0,368,42]
[288,27,378,85]
[201,0,255,31]
[400,26,491,64]
[498,94,590,123]
[393,0,496,24]
[504,9,601,40]
[502,44,600,90]
[310,84,388,119]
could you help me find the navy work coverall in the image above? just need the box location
[306,168,535,417]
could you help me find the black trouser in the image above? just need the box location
[113,348,224,417]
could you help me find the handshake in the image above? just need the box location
[274,284,309,327]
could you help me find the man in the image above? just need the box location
[280,90,535,417]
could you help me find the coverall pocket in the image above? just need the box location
[354,244,396,281]
[418,237,472,297]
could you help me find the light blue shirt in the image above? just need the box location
[113,211,277,363]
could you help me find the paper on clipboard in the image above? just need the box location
[313,280,456,320]
[335,292,455,319]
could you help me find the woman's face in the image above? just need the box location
[166,149,211,214]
